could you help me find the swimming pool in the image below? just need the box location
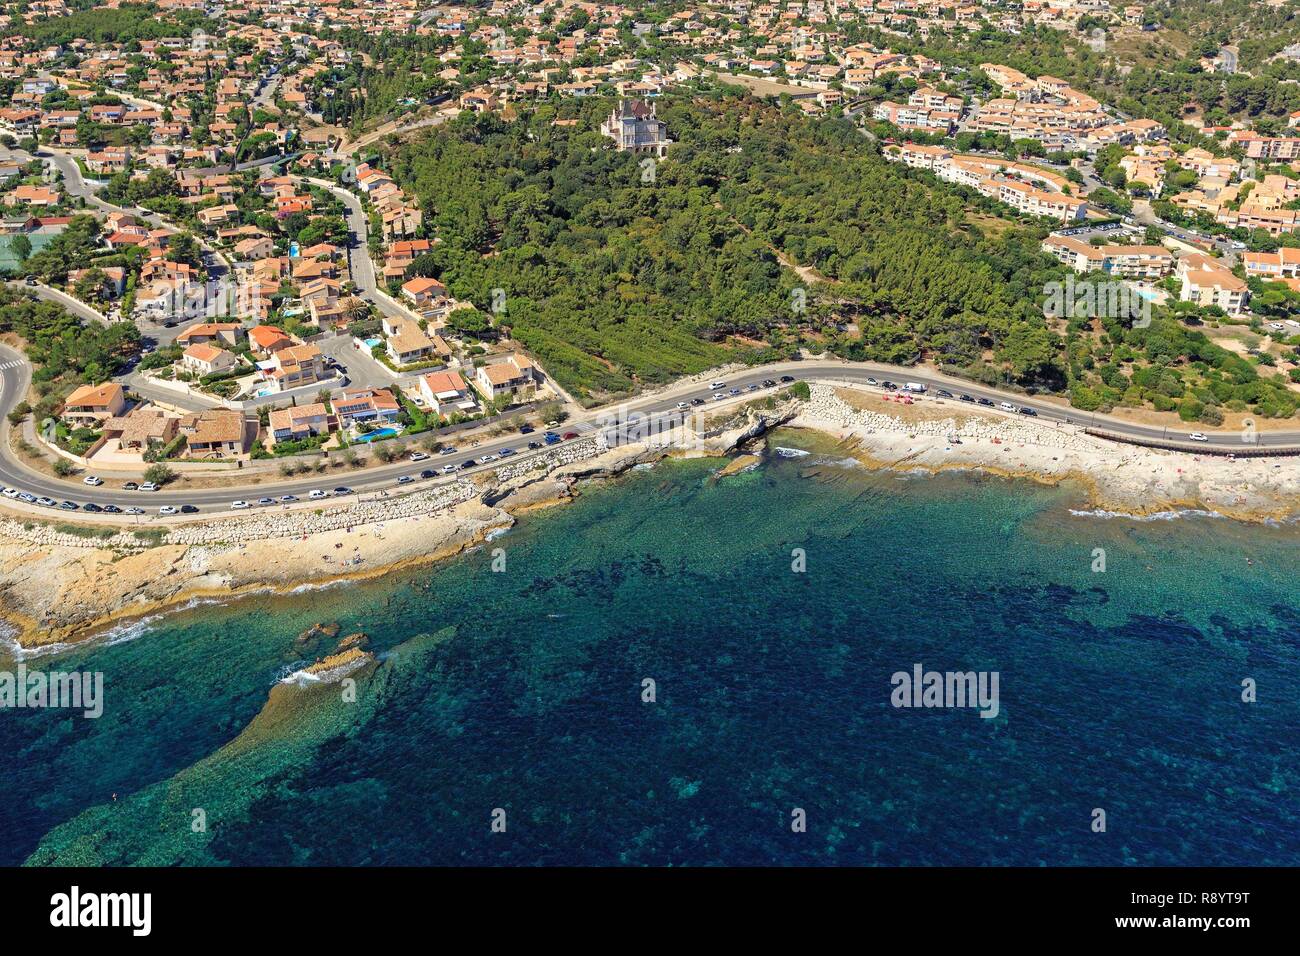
[353,426,401,443]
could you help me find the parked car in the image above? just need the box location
[460,460,476,470]
[519,425,535,434]
[257,497,275,506]
[333,487,354,496]
[498,447,516,457]
[102,505,122,514]
[36,497,56,507]
[279,494,299,503]
[396,475,414,485]
[83,476,103,486]
[159,506,179,516]
[125,507,144,515]
[562,432,578,440]
[1,488,18,499]
[409,452,429,462]
[420,469,436,479]
[308,489,327,499]
[1189,433,1209,442]
[230,501,250,509]
[439,445,457,455]
[441,464,456,474]
[690,397,705,406]
[1019,407,1038,417]
[779,375,795,383]
[138,482,159,492]
[58,501,78,511]
[477,455,497,464]
[83,503,103,513]
[180,505,199,514]
[123,481,139,491]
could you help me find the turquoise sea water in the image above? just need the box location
[3,441,1298,866]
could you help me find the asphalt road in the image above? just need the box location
[3,351,1298,520]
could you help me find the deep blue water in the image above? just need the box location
[3,440,1298,865]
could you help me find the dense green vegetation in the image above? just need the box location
[17,3,198,46]
[383,94,1296,419]
[0,286,140,418]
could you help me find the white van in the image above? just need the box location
[999,401,1017,413]
[709,380,727,391]
[903,382,927,393]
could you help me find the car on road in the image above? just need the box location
[527,441,542,449]
[477,455,497,464]
[420,469,437,479]
[139,482,159,492]
[308,489,327,499]
[460,460,475,471]
[1019,407,1038,416]
[999,402,1017,413]
[712,392,725,401]
[498,447,516,457]
[257,497,275,506]
[83,476,103,486]
[543,431,561,444]
[159,506,179,516]
[279,494,299,503]
[36,497,56,507]
[59,500,79,510]
[779,375,795,384]
[728,388,741,396]
[1,488,18,499]
[181,505,199,514]
[103,504,122,514]
[690,397,705,406]
[866,378,879,386]
[936,389,955,399]
[709,381,727,390]
[441,464,456,474]
[1189,433,1209,442]
[977,398,994,407]
[83,503,103,513]
[761,380,777,388]
[397,475,414,485]
[439,445,457,455]
[519,425,535,434]
[562,432,578,440]
[125,507,144,515]
[677,402,689,410]
[231,500,250,509]
[123,481,138,491]
[18,493,36,503]
[333,487,354,496]
[409,452,429,462]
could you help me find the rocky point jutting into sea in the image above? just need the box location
[2,386,1298,653]
[3,420,1297,867]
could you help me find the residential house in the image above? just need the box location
[62,382,127,423]
[267,402,334,447]
[474,354,538,403]
[179,408,250,459]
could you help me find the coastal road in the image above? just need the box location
[4,351,1300,518]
